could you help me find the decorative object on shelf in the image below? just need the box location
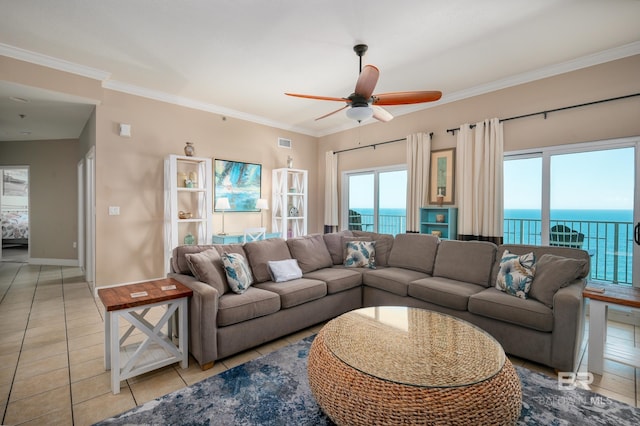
[289,206,299,217]
[178,211,192,219]
[184,142,195,157]
[189,172,198,187]
[436,214,445,223]
[429,148,456,205]
[289,187,296,193]
[184,232,195,245]
[216,197,230,235]
[431,230,442,238]
[287,155,294,168]
[177,172,187,187]
[214,159,262,212]
[185,179,194,188]
[255,198,269,227]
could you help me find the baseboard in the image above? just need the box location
[28,258,79,267]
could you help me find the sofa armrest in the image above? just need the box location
[550,279,586,372]
[168,273,220,368]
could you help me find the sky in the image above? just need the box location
[505,147,634,210]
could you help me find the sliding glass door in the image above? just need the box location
[343,166,407,235]
[504,138,639,286]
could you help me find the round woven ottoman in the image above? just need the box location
[307,307,521,425]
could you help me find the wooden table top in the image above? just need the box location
[582,284,640,309]
[97,278,193,311]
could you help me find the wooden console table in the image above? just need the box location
[583,284,640,375]
[98,278,192,394]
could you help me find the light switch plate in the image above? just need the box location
[108,206,120,215]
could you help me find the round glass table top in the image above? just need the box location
[322,306,506,388]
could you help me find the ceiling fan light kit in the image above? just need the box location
[346,105,374,121]
[285,44,442,123]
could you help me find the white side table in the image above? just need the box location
[583,285,640,375]
[98,278,192,394]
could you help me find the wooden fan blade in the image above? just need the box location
[354,65,379,99]
[315,105,349,121]
[372,91,442,105]
[285,93,349,102]
[372,106,393,122]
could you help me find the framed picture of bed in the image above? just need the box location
[214,159,262,212]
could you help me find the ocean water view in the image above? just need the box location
[350,207,635,284]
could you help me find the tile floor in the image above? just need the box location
[0,262,638,425]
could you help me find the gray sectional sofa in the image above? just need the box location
[168,230,590,372]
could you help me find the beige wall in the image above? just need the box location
[316,55,640,228]
[0,139,79,260]
[93,90,318,286]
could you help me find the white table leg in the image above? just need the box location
[104,310,111,370]
[110,311,121,394]
[179,298,188,368]
[588,300,607,375]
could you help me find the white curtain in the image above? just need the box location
[456,118,504,243]
[406,132,431,233]
[324,151,338,233]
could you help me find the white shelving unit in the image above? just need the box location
[164,155,212,273]
[272,168,307,240]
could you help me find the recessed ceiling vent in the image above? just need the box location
[278,137,292,149]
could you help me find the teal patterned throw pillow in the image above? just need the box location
[495,250,536,299]
[221,252,254,294]
[344,241,376,269]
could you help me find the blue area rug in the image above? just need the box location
[95,335,640,425]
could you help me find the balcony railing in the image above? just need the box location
[348,212,406,236]
[504,218,633,285]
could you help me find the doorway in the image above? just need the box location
[1,167,29,263]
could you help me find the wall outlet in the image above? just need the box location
[72,242,77,248]
[108,206,120,215]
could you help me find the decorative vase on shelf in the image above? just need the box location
[184,233,195,245]
[184,142,195,157]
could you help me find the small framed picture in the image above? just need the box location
[429,148,455,205]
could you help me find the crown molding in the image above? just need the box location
[3,41,638,138]
[0,43,111,81]
[102,80,317,137]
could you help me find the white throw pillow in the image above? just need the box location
[267,259,303,282]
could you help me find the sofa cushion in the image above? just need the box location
[172,244,218,275]
[491,244,590,286]
[254,279,327,308]
[468,288,553,332]
[286,234,333,273]
[344,240,376,269]
[363,267,429,297]
[495,250,536,299]
[323,230,354,264]
[243,238,292,283]
[267,259,303,283]
[408,277,486,311]
[303,268,362,294]
[221,252,254,294]
[352,231,394,267]
[184,248,230,295]
[217,287,281,327]
[433,240,497,287]
[529,254,588,308]
[386,233,439,274]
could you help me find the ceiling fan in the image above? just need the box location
[285,44,442,123]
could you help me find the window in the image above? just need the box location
[343,166,406,235]
[504,139,638,285]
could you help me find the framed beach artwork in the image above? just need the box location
[214,159,262,212]
[429,148,455,205]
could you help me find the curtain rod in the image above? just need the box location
[445,92,640,135]
[334,132,434,155]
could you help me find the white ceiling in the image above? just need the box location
[1,0,639,141]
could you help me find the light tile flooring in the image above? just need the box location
[0,262,638,425]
